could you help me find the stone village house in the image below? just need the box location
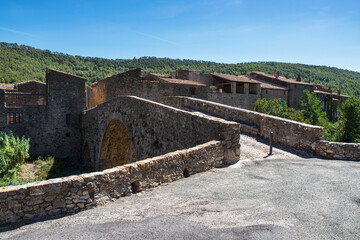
[0,68,348,160]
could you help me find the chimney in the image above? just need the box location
[296,74,301,82]
[272,71,280,78]
[308,80,311,84]
[286,73,289,79]
[338,90,341,95]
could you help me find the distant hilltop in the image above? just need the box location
[0,42,359,97]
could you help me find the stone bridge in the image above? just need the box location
[81,96,240,170]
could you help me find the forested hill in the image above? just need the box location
[1,42,359,97]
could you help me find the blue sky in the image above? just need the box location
[1,0,359,72]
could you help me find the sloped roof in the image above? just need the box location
[158,77,206,86]
[148,73,171,78]
[257,81,288,90]
[16,80,46,86]
[314,90,349,98]
[251,72,312,86]
[211,73,260,84]
[0,83,15,90]
[46,68,88,82]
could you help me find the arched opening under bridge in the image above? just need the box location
[99,119,136,170]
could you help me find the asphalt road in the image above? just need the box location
[1,156,359,240]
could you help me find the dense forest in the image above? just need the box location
[1,42,359,96]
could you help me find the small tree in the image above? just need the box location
[337,96,360,143]
[301,90,328,126]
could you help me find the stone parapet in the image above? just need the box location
[0,141,224,226]
[313,140,360,160]
[160,96,324,153]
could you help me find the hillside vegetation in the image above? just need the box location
[1,42,359,96]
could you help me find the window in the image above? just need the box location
[66,114,71,125]
[265,90,268,94]
[190,87,196,95]
[66,132,71,137]
[5,112,23,124]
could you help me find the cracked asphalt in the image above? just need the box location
[1,136,359,239]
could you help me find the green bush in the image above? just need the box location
[337,96,360,143]
[254,98,305,122]
[301,90,328,126]
[254,92,360,143]
[0,132,30,177]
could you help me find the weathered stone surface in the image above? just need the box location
[82,96,239,170]
[0,68,86,158]
[160,96,324,153]
[0,141,224,226]
[49,209,61,216]
[66,204,75,209]
[53,199,65,209]
[77,203,85,209]
[314,140,360,160]
[45,206,52,211]
[44,196,56,202]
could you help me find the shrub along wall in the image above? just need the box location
[0,140,224,226]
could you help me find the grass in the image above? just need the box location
[0,156,90,187]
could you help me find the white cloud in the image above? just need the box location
[0,27,35,37]
[133,31,178,45]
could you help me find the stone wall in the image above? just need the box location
[0,69,87,158]
[1,106,49,156]
[3,81,47,107]
[160,96,324,152]
[288,83,314,109]
[313,141,360,160]
[82,96,240,170]
[0,140,224,226]
[43,69,86,158]
[208,92,260,110]
[261,89,288,102]
[16,80,46,94]
[86,68,208,109]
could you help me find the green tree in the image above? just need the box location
[337,96,360,143]
[301,90,328,126]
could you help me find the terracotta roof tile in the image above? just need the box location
[159,77,206,86]
[256,81,288,90]
[148,73,171,78]
[314,90,349,98]
[0,83,15,90]
[251,72,312,85]
[211,73,260,84]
